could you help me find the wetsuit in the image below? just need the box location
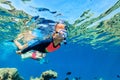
[21,38,60,54]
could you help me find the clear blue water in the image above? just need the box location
[0,0,120,80]
[1,43,120,80]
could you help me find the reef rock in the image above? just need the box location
[0,68,24,80]
[30,70,57,80]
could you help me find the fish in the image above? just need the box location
[66,72,72,75]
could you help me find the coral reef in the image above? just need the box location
[0,68,57,80]
[0,68,24,80]
[30,70,57,80]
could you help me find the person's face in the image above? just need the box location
[53,33,64,43]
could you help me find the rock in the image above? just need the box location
[0,68,24,80]
[30,70,57,80]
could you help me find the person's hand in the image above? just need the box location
[16,50,22,54]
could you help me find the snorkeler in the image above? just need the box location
[14,22,67,61]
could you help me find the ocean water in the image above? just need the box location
[0,0,120,80]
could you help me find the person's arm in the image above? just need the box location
[14,40,28,50]
[15,33,24,40]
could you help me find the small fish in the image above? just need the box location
[66,72,72,75]
[117,75,120,78]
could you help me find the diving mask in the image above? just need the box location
[55,29,67,44]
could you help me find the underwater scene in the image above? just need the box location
[0,0,120,80]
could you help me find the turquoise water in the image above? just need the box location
[0,0,120,80]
